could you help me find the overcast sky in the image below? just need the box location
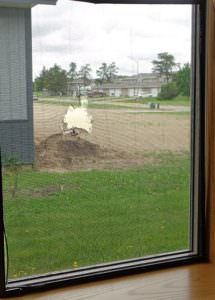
[32,0,192,78]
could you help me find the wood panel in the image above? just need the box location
[206,0,215,263]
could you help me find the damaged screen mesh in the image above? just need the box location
[1,1,192,280]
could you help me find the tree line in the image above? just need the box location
[34,62,119,95]
[34,53,191,99]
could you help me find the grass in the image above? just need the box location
[130,111,191,117]
[37,98,78,106]
[3,153,190,279]
[36,95,191,112]
[36,95,190,107]
[36,95,136,102]
[37,99,137,110]
[36,98,190,112]
[119,96,191,106]
[87,103,133,109]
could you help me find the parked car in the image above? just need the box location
[87,91,106,98]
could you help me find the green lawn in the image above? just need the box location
[37,99,137,110]
[3,153,190,279]
[135,111,190,117]
[36,95,190,111]
[119,96,191,106]
[37,98,78,106]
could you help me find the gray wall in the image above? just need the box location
[0,8,34,164]
[0,8,27,121]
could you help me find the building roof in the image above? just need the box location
[99,81,162,89]
[67,74,164,90]
[98,74,163,89]
[0,0,57,8]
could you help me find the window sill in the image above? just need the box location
[4,262,215,299]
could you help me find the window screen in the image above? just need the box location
[0,0,205,293]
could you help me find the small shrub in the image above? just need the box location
[3,155,22,199]
[158,82,179,100]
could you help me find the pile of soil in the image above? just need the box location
[35,133,150,172]
[36,133,120,171]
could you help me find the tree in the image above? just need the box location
[34,66,48,92]
[34,65,67,95]
[158,82,179,100]
[107,62,119,82]
[78,64,92,86]
[152,52,177,83]
[45,64,68,95]
[68,62,77,81]
[96,62,119,83]
[175,63,191,97]
[96,63,108,83]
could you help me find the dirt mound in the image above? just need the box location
[36,134,103,170]
[35,133,149,172]
[44,133,100,157]
[36,134,116,170]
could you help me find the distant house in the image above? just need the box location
[96,74,165,98]
[67,74,165,99]
[67,79,85,97]
[0,0,57,164]
[67,79,95,98]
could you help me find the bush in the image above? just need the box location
[158,82,179,100]
[175,63,191,97]
[3,155,22,199]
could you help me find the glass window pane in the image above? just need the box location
[2,2,192,280]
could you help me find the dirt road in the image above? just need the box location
[34,103,190,171]
[34,103,190,152]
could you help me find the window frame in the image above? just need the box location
[0,0,207,296]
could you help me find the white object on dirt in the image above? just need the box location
[62,105,93,135]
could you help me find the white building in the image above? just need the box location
[97,73,165,98]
